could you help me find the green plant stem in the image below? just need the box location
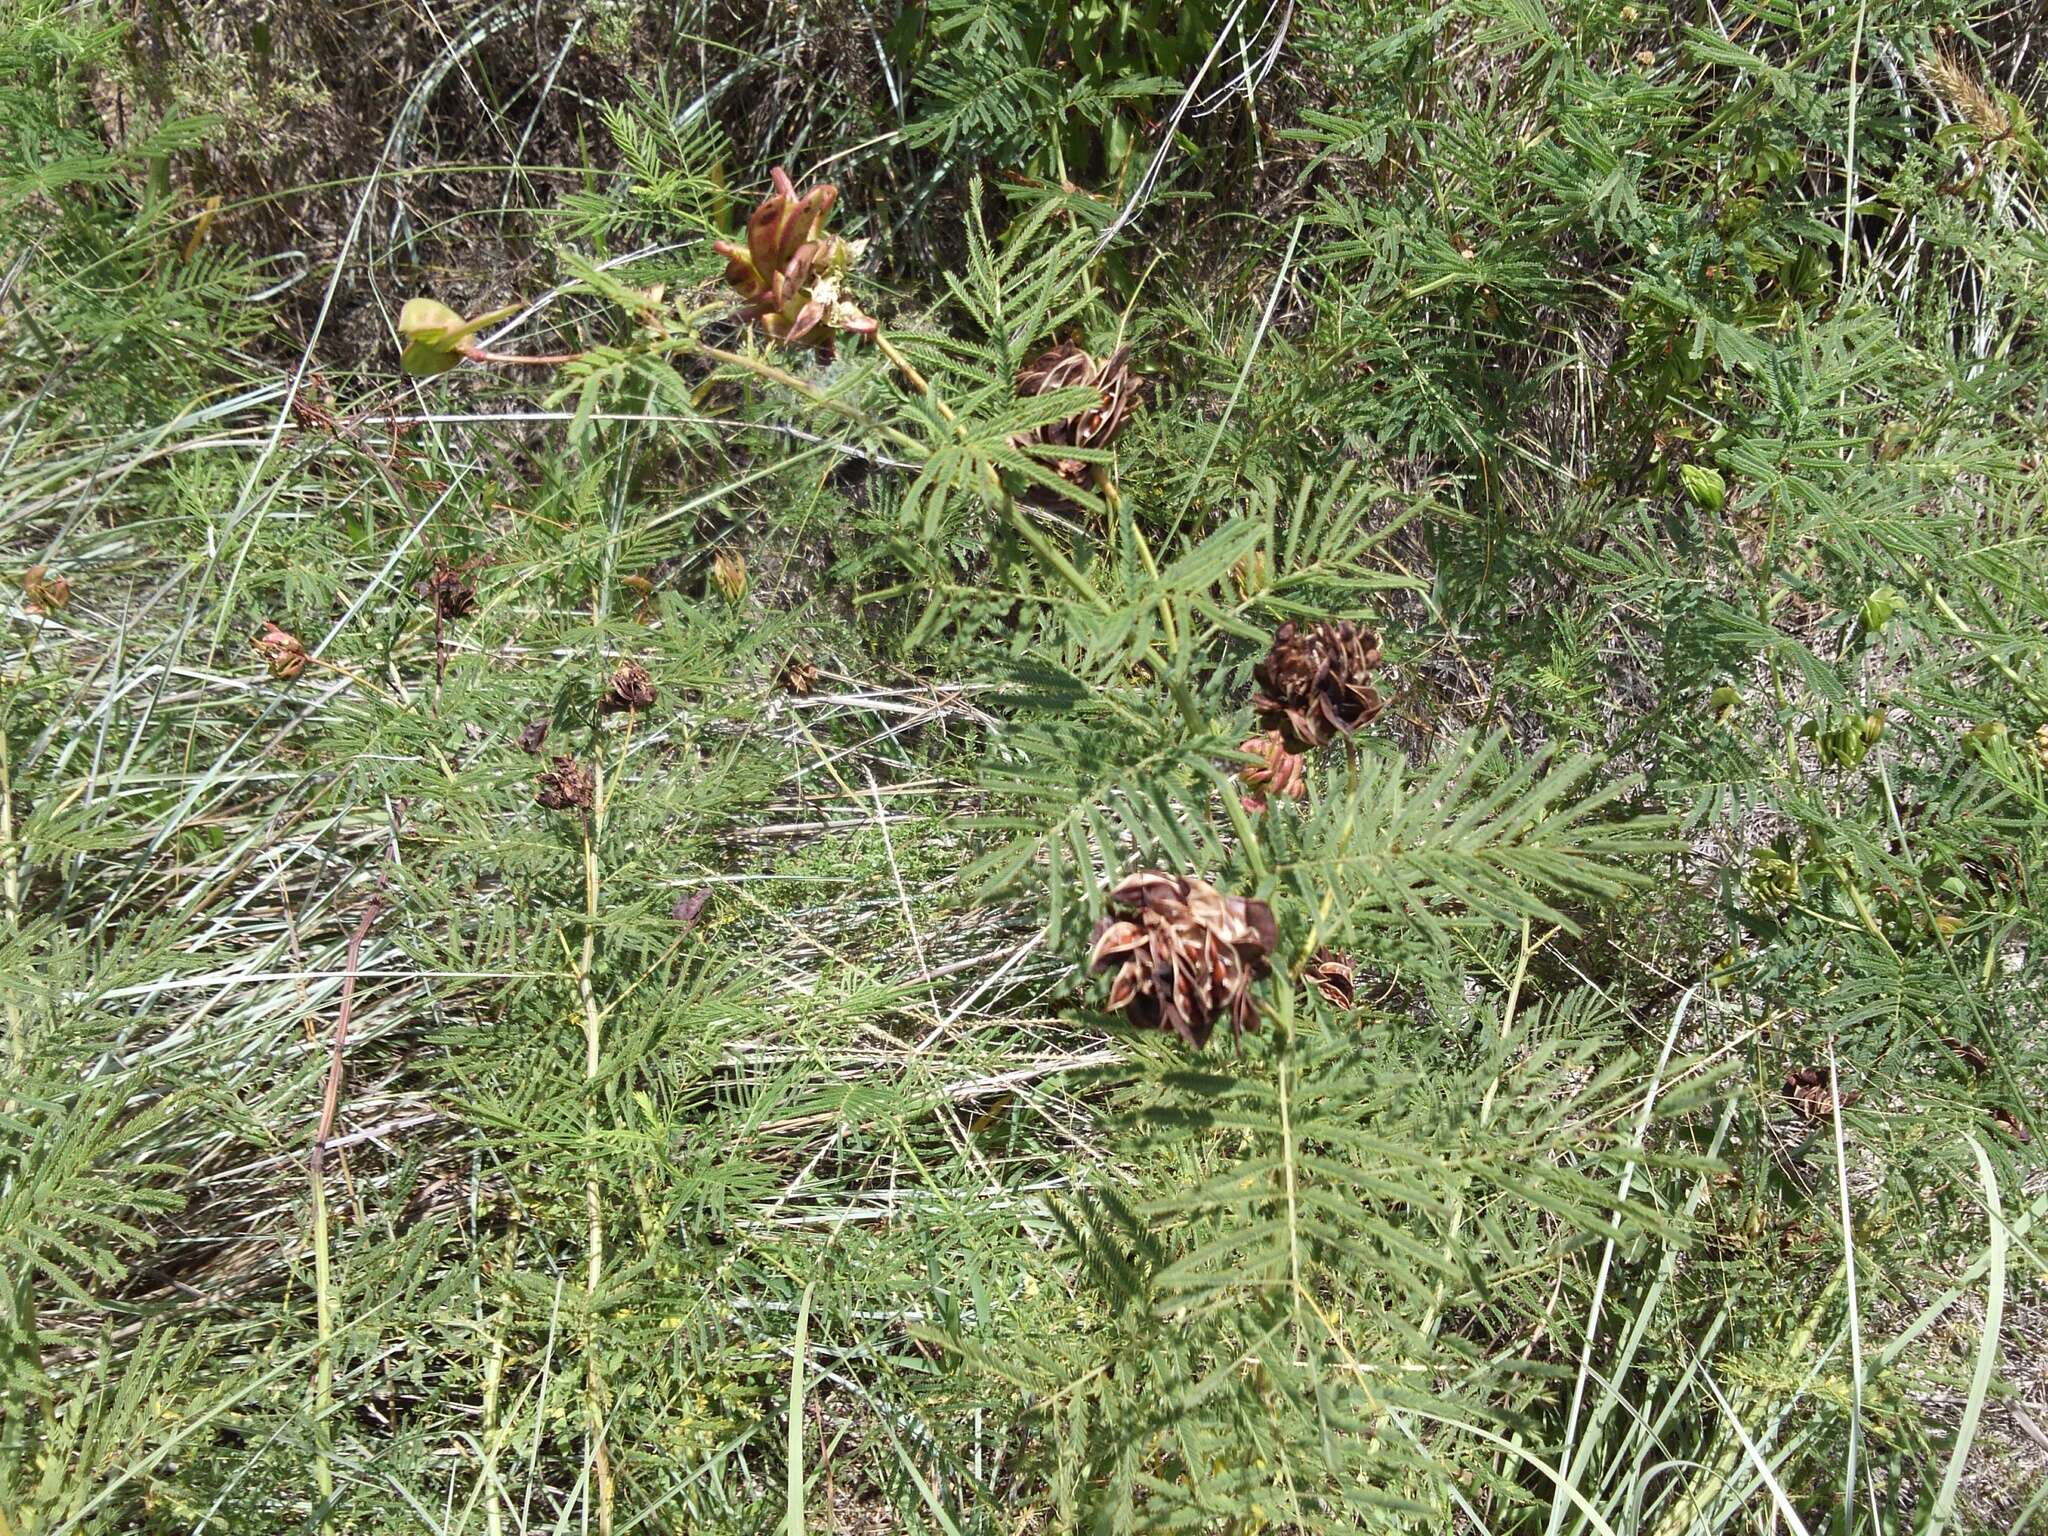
[1,724,22,1103]
[1277,996,1303,1323]
[576,760,615,1536]
[308,1189,334,1522]
[480,1265,510,1536]
[1219,777,1270,881]
[1647,1267,1846,1536]
[1916,578,2048,710]
[471,322,933,460]
[871,326,1025,512]
[1420,919,1532,1341]
[1127,515,1180,652]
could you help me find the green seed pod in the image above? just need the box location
[1858,587,1904,636]
[1679,463,1726,514]
[1963,720,2009,759]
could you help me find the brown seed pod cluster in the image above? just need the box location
[415,559,478,622]
[254,620,309,680]
[23,564,70,613]
[1012,343,1138,487]
[1782,1067,1860,1123]
[1252,620,1385,752]
[534,755,595,812]
[1088,871,1277,1048]
[1304,949,1357,1011]
[713,169,877,353]
[775,655,820,695]
[1237,730,1307,813]
[600,660,657,716]
[1078,617,1396,1046]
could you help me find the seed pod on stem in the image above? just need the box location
[1087,871,1277,1048]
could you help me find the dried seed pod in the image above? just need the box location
[1304,948,1356,1011]
[534,755,595,812]
[600,660,657,715]
[1230,549,1268,600]
[1252,620,1385,752]
[517,717,551,755]
[1943,1035,1990,1075]
[775,655,820,695]
[414,559,478,622]
[1012,343,1138,486]
[1988,1105,2032,1143]
[1088,871,1277,1048]
[254,620,309,680]
[711,550,748,604]
[22,564,70,613]
[711,168,876,352]
[1782,1067,1860,1123]
[672,888,711,931]
[1237,730,1307,813]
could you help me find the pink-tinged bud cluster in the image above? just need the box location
[713,169,877,353]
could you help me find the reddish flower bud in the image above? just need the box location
[1237,730,1307,813]
[712,169,875,353]
[23,564,70,613]
[254,620,310,680]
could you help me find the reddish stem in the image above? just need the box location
[310,896,384,1181]
[465,347,587,367]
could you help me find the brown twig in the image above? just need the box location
[309,892,382,1529]
[311,895,385,1179]
[466,347,588,367]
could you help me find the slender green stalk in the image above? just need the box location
[869,331,946,419]
[1,724,22,1101]
[575,755,614,1536]
[479,1270,510,1536]
[1826,1042,1865,1533]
